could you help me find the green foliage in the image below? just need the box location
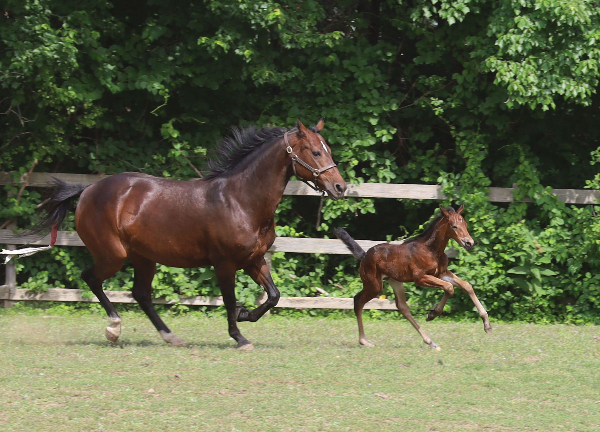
[1,0,600,323]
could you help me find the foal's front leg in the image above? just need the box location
[443,271,492,334]
[238,258,280,322]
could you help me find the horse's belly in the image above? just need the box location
[127,235,211,268]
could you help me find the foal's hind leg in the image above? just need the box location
[387,279,440,350]
[129,253,187,347]
[81,259,125,344]
[355,272,383,347]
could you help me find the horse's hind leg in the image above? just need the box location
[81,259,126,344]
[387,278,440,350]
[129,253,187,347]
[215,264,253,350]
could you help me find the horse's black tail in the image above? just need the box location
[334,228,366,261]
[25,177,87,236]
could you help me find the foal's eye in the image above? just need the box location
[312,151,322,157]
[451,225,458,229]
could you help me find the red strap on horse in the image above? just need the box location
[50,222,59,247]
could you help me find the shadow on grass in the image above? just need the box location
[64,339,287,350]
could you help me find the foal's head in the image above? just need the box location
[286,119,347,200]
[440,204,474,251]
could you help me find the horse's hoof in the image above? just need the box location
[105,327,120,344]
[237,342,254,351]
[159,330,188,347]
[485,326,493,334]
[429,341,441,351]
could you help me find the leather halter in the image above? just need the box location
[284,131,337,193]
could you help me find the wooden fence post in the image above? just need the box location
[2,225,17,308]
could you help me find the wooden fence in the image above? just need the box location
[1,172,598,310]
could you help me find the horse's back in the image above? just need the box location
[75,173,213,266]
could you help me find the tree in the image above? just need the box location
[1,0,599,322]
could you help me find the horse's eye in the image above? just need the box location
[451,225,458,229]
[312,151,321,157]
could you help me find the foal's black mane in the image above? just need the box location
[404,206,456,244]
[204,124,319,180]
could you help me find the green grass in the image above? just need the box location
[0,309,599,431]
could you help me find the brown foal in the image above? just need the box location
[335,205,492,350]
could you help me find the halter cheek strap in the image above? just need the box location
[284,131,337,193]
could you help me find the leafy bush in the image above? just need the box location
[2,0,600,323]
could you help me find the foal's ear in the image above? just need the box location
[296,118,309,138]
[316,118,325,132]
[439,205,451,218]
[457,204,465,214]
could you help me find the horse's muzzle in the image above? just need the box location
[327,182,347,200]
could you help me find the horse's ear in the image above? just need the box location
[457,204,464,214]
[316,118,325,132]
[296,118,309,138]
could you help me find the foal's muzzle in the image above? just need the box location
[461,239,475,251]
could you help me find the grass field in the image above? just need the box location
[1,309,599,432]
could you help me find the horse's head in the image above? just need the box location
[440,204,474,251]
[285,119,347,200]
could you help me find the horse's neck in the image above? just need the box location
[423,221,451,256]
[231,137,292,217]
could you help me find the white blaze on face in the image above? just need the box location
[320,139,329,154]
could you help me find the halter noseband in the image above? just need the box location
[284,131,337,193]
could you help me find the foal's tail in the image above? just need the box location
[2,178,87,263]
[334,228,366,261]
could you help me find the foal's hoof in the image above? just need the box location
[237,342,254,351]
[428,341,441,351]
[426,310,440,321]
[484,325,493,334]
[359,338,375,347]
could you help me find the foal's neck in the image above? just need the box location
[424,219,452,257]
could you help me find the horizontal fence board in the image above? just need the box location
[0,286,397,310]
[0,230,457,258]
[1,171,598,203]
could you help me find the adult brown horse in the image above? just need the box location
[335,205,491,350]
[21,119,346,350]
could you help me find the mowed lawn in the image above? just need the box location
[0,310,599,432]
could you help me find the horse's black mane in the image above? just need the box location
[204,124,319,180]
[404,206,456,243]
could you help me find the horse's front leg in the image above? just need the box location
[237,257,280,323]
[215,264,254,350]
